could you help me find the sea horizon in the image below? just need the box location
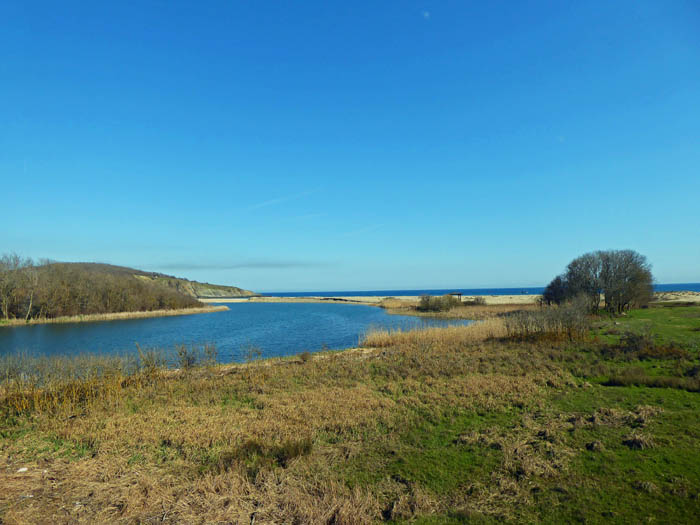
[262,283,700,297]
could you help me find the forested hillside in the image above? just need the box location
[0,255,252,321]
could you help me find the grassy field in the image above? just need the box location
[1,304,699,523]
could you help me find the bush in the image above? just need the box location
[503,299,590,341]
[175,344,198,369]
[417,294,462,312]
[618,331,690,360]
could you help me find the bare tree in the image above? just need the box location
[599,250,653,313]
[0,253,22,319]
[542,274,568,305]
[22,261,39,321]
[565,252,603,312]
[555,250,654,314]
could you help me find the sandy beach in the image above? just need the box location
[201,290,700,306]
[200,294,541,306]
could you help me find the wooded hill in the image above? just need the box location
[0,255,255,321]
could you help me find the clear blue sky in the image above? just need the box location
[2,1,699,292]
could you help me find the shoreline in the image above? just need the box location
[201,290,700,306]
[0,305,229,328]
[201,294,544,306]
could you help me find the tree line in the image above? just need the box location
[543,249,654,313]
[0,254,202,321]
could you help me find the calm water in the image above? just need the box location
[0,303,470,363]
[264,283,700,297]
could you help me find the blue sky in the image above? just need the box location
[2,1,699,292]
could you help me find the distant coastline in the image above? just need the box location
[0,305,229,327]
[252,283,700,297]
[202,289,700,307]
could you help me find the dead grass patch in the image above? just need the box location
[361,319,507,348]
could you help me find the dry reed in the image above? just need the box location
[360,318,507,348]
[381,300,539,320]
[0,305,228,327]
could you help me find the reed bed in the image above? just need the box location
[364,301,590,347]
[0,344,217,416]
[360,318,507,348]
[0,305,228,327]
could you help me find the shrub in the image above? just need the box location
[175,344,198,369]
[417,294,462,312]
[503,300,590,341]
[618,331,690,360]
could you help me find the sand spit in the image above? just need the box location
[201,291,700,306]
[201,294,541,306]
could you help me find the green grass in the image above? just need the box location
[596,305,700,350]
[528,386,700,524]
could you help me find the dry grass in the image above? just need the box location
[361,318,507,348]
[0,305,228,327]
[381,299,539,320]
[0,321,577,524]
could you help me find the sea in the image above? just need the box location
[263,283,700,297]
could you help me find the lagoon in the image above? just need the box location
[0,302,470,362]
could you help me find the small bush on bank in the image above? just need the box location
[417,295,463,312]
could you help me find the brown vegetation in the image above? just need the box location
[0,254,205,322]
[1,303,698,523]
[0,305,228,327]
[0,316,579,523]
[361,318,506,348]
[380,297,539,320]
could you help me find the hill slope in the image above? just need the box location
[134,272,256,299]
[58,263,257,299]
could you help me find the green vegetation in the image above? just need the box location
[0,254,253,323]
[1,304,699,523]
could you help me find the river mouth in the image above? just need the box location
[0,302,471,363]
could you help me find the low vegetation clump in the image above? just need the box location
[502,300,591,342]
[1,304,699,523]
[416,294,463,312]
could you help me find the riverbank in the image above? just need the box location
[1,305,699,523]
[0,305,229,327]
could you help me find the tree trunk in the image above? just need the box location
[25,290,34,321]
